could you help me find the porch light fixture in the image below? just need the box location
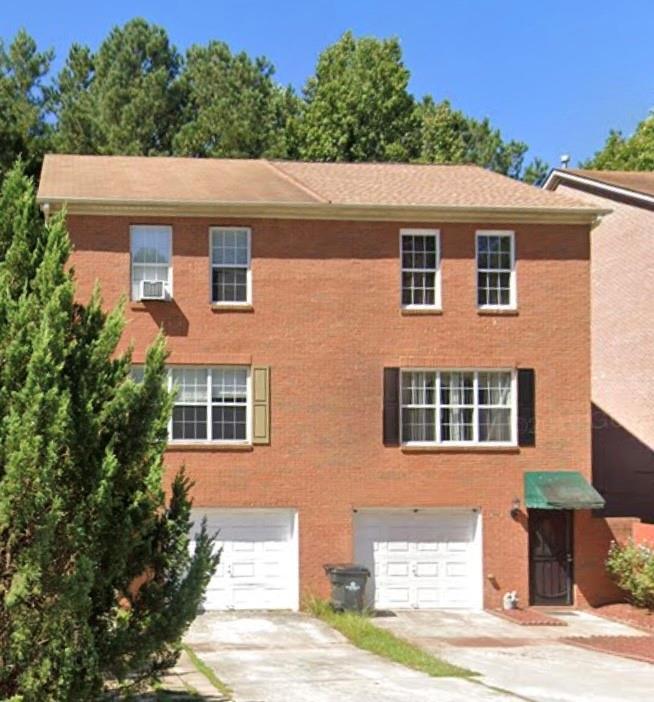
[510,497,521,519]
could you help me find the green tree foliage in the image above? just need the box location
[51,44,96,154]
[297,31,418,162]
[0,163,219,700]
[4,22,543,179]
[0,30,53,180]
[416,97,470,164]
[582,113,654,170]
[173,41,300,158]
[522,157,550,185]
[416,97,529,177]
[55,18,183,155]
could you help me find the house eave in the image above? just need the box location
[36,197,606,225]
[544,169,654,208]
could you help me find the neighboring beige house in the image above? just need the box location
[545,169,654,522]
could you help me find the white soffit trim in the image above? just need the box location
[544,169,654,207]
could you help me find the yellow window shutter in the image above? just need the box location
[252,366,270,445]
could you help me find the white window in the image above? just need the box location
[401,369,516,446]
[130,225,172,300]
[170,367,250,443]
[210,227,251,304]
[401,229,441,308]
[476,231,516,309]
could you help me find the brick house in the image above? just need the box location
[37,154,621,611]
[544,169,654,524]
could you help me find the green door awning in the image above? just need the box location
[524,471,606,510]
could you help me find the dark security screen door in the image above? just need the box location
[529,509,573,605]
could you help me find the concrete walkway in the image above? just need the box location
[157,648,229,700]
[374,609,654,702]
[183,611,515,702]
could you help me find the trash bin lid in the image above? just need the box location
[323,563,370,576]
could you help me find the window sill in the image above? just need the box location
[167,442,253,452]
[211,303,254,313]
[401,307,443,316]
[477,308,519,316]
[401,444,519,453]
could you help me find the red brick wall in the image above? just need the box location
[556,185,653,449]
[68,214,595,607]
[633,522,654,547]
[575,513,636,606]
[557,185,654,523]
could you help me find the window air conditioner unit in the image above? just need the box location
[139,280,167,301]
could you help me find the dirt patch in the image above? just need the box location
[489,608,567,626]
[564,635,654,665]
[590,603,654,634]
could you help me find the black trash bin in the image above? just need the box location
[323,563,370,612]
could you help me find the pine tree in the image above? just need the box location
[0,163,219,700]
[0,30,53,180]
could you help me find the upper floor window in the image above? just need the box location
[401,369,515,446]
[170,366,249,443]
[401,229,441,308]
[476,231,515,309]
[211,227,251,304]
[130,225,172,301]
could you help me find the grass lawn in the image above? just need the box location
[307,598,475,679]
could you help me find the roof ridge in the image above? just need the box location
[264,160,329,203]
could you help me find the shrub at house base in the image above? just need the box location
[606,539,654,611]
[0,162,219,701]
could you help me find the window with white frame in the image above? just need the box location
[401,369,515,445]
[401,230,440,308]
[130,225,172,300]
[170,367,249,442]
[476,232,515,308]
[211,227,250,304]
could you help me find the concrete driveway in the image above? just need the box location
[184,611,513,702]
[374,609,654,702]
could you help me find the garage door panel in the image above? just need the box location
[232,541,256,552]
[191,509,297,611]
[446,561,467,577]
[384,587,412,607]
[416,587,440,607]
[417,542,440,552]
[387,540,410,552]
[415,561,439,577]
[355,511,481,610]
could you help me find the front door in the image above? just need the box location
[528,509,573,605]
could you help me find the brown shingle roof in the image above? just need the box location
[272,160,588,209]
[37,154,603,221]
[38,155,317,204]
[565,169,654,198]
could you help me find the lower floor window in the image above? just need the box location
[170,366,249,442]
[401,369,514,445]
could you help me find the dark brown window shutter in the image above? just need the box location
[383,368,400,446]
[518,369,535,447]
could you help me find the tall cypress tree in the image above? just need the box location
[0,163,219,700]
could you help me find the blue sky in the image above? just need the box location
[4,0,652,167]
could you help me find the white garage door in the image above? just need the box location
[354,510,482,610]
[191,509,298,611]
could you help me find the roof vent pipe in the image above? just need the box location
[560,154,571,169]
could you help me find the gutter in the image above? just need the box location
[35,196,608,226]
